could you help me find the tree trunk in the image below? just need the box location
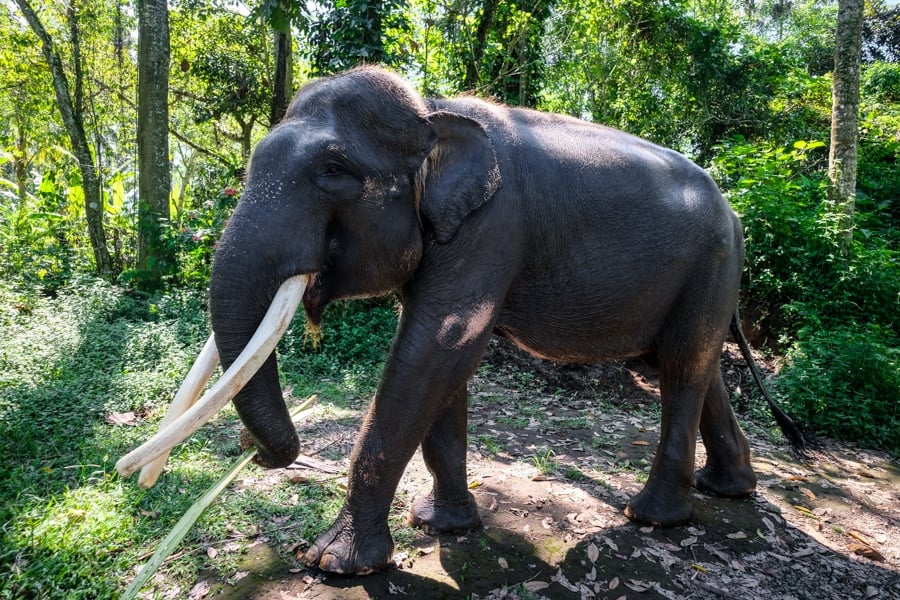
[465,0,499,91]
[15,0,114,277]
[137,0,173,288]
[14,122,28,202]
[269,29,293,129]
[828,0,864,256]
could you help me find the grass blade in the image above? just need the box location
[121,394,318,599]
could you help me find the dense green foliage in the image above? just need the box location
[0,279,380,597]
[0,0,898,594]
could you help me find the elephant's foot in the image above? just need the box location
[305,512,393,575]
[694,463,757,497]
[624,480,693,526]
[408,490,481,535]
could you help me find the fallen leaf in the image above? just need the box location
[703,543,732,563]
[393,550,410,565]
[541,516,554,529]
[139,509,160,518]
[625,579,650,592]
[727,531,747,540]
[587,542,599,563]
[799,487,817,501]
[609,576,620,590]
[691,563,707,573]
[639,525,654,533]
[552,569,580,592]
[523,581,550,591]
[497,557,509,569]
[468,480,482,489]
[388,581,407,595]
[849,530,874,545]
[188,580,211,599]
[848,542,885,562]
[418,546,436,555]
[106,411,138,426]
[206,546,218,559]
[680,536,697,547]
[632,439,650,446]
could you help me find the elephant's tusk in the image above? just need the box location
[137,334,220,488]
[115,275,308,479]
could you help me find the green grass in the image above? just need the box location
[0,279,391,598]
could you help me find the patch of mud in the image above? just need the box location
[191,338,900,599]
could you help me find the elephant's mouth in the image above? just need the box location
[301,271,328,326]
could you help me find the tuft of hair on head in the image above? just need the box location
[303,320,323,350]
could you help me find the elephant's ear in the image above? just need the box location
[419,111,501,243]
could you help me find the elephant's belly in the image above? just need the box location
[492,318,657,365]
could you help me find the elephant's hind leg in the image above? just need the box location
[694,371,756,497]
[408,387,482,534]
[624,365,706,527]
[625,318,727,525]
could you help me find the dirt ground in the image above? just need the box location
[190,338,900,600]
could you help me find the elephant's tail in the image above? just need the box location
[730,312,811,453]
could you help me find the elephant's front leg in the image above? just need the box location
[303,396,413,575]
[408,386,481,534]
[305,304,496,574]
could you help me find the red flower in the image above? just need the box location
[223,187,238,196]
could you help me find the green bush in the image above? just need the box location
[711,136,900,454]
[277,297,399,405]
[776,325,899,453]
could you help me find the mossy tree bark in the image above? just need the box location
[137,0,174,288]
[828,0,864,256]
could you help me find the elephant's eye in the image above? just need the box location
[320,163,344,177]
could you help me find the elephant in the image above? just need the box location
[208,66,802,575]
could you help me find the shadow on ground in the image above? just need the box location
[194,339,900,599]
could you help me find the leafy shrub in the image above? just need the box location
[711,137,899,453]
[163,170,240,288]
[776,325,899,453]
[0,165,90,292]
[862,62,900,103]
[277,297,399,404]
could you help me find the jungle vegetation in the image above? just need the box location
[0,0,897,596]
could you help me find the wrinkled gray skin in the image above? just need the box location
[209,67,757,575]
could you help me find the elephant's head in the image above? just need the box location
[208,67,501,468]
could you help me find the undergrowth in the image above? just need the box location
[0,278,384,598]
[711,130,899,455]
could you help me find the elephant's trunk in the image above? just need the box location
[115,276,306,477]
[209,237,308,468]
